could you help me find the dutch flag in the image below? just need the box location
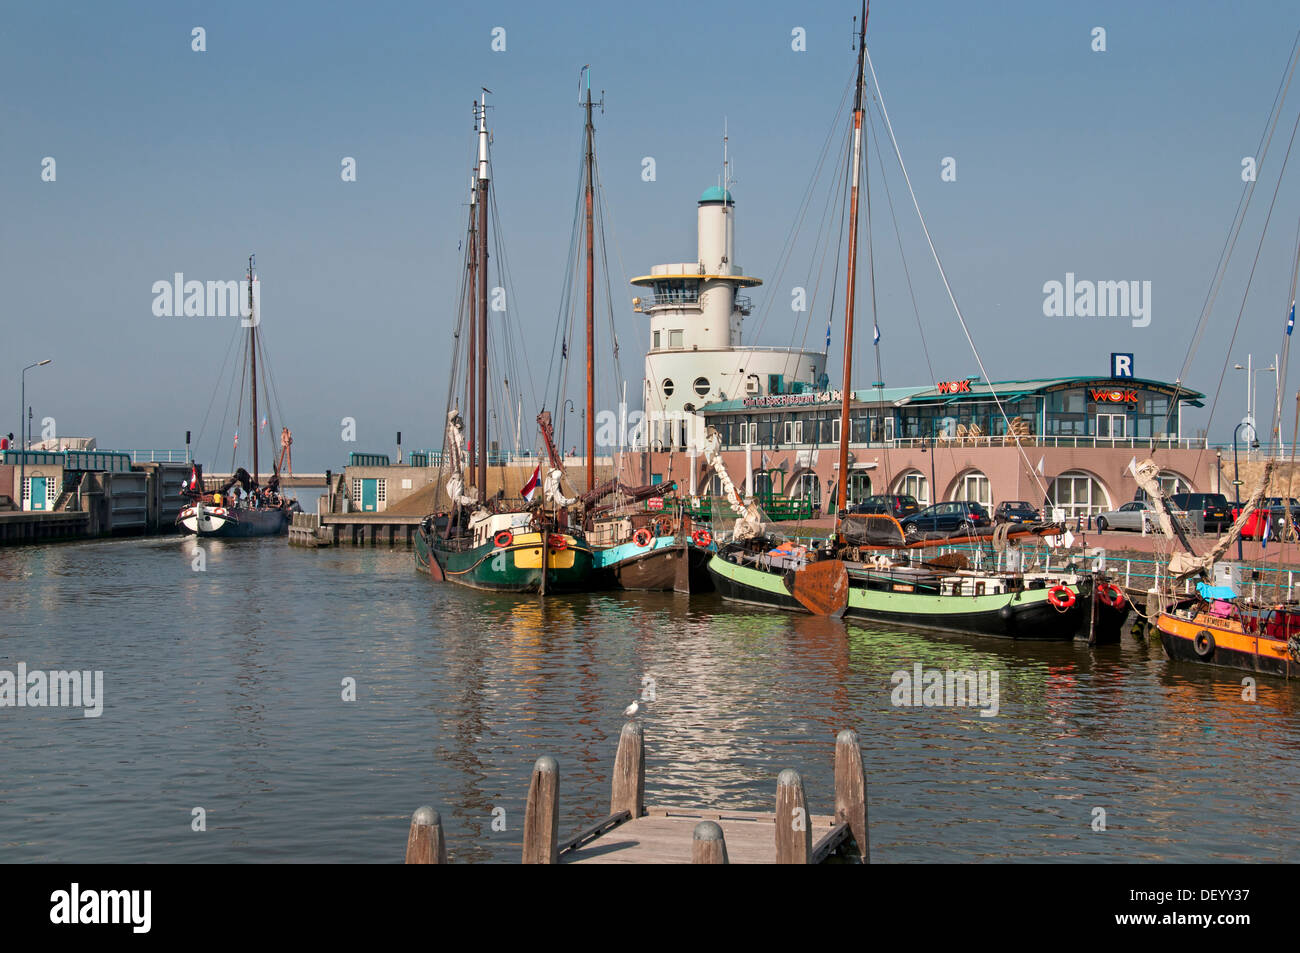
[520,464,540,502]
[1263,514,1272,549]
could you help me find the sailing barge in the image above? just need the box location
[178,256,298,538]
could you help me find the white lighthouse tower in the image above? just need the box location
[634,187,826,449]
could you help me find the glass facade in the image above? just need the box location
[702,381,1191,449]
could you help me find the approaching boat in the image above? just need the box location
[178,256,298,538]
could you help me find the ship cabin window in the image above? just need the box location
[652,330,660,349]
[694,377,710,396]
[662,378,675,397]
[669,330,684,348]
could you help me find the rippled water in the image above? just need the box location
[1,535,1298,862]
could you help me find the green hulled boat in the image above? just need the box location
[417,509,595,593]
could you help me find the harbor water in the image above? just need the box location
[1,535,1298,863]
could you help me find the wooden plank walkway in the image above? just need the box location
[403,724,869,864]
[561,808,840,864]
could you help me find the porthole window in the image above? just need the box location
[694,377,710,396]
[662,379,675,397]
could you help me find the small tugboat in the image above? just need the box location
[177,256,298,538]
[587,486,716,592]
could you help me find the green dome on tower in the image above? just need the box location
[698,186,734,204]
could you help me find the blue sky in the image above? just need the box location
[5,0,1300,470]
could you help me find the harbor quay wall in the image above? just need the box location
[0,462,191,545]
[646,445,1225,513]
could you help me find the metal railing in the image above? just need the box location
[122,449,190,463]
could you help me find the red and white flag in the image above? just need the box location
[521,465,540,502]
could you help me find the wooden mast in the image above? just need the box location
[248,254,259,484]
[835,3,868,513]
[467,170,477,494]
[477,90,490,501]
[583,69,596,494]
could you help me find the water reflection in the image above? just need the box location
[0,537,1297,862]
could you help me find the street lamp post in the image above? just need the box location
[1232,421,1260,560]
[19,359,52,510]
[562,399,574,459]
[919,432,937,505]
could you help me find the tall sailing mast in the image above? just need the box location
[467,172,477,496]
[835,2,868,513]
[582,69,597,493]
[476,90,490,500]
[248,254,259,484]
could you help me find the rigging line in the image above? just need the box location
[867,90,962,484]
[489,173,542,421]
[1193,101,1300,480]
[739,74,856,366]
[804,124,852,367]
[545,129,589,418]
[863,44,1051,504]
[193,323,240,453]
[1167,27,1300,450]
[860,74,891,492]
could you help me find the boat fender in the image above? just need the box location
[1047,585,1076,611]
[634,528,652,547]
[548,534,569,551]
[999,604,1014,622]
[494,530,513,548]
[1193,629,1215,658]
[1097,582,1125,609]
[692,529,712,548]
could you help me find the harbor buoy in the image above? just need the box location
[1193,629,1216,658]
[692,529,712,547]
[494,530,513,548]
[548,534,568,551]
[1047,585,1076,611]
[1097,582,1124,609]
[633,528,652,547]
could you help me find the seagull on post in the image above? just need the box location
[623,700,640,718]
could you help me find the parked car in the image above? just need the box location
[900,501,991,540]
[1094,499,1187,532]
[1233,497,1300,540]
[993,500,1040,525]
[1168,492,1231,533]
[843,494,921,520]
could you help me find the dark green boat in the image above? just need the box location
[417,510,595,593]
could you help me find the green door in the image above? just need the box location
[30,477,47,511]
[361,478,378,511]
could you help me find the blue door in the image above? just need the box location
[361,479,378,511]
[30,476,47,511]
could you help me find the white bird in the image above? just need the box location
[623,700,640,718]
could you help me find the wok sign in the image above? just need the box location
[936,379,972,394]
[1089,388,1138,403]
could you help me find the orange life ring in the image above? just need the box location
[1097,582,1124,609]
[548,534,568,551]
[692,529,712,547]
[633,528,652,548]
[493,530,513,548]
[1048,585,1076,611]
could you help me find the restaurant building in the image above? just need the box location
[634,187,1217,518]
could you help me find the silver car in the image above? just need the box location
[1095,500,1186,532]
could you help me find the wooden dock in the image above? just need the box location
[289,512,425,548]
[404,724,869,864]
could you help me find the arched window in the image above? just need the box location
[895,469,930,507]
[952,469,991,507]
[1045,470,1110,519]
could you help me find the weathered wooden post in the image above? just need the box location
[610,720,645,819]
[691,820,729,864]
[774,768,811,864]
[834,729,869,863]
[404,806,447,864]
[522,755,560,864]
